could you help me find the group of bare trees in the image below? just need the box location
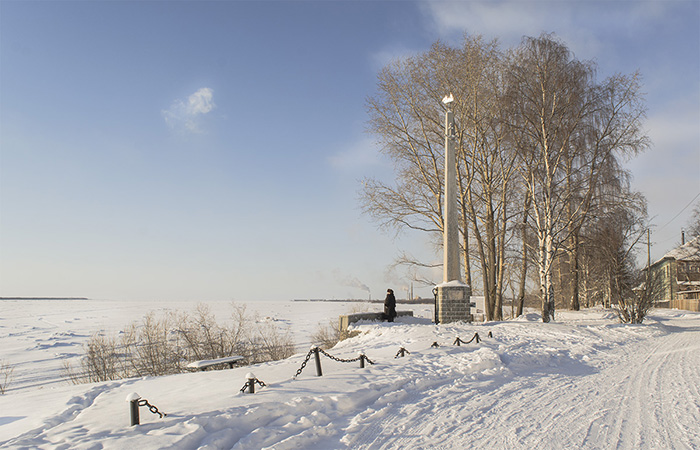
[362,33,651,322]
[64,303,295,383]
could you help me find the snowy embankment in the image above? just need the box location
[1,305,700,449]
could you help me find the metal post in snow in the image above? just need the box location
[313,347,322,376]
[126,392,141,426]
[246,373,256,394]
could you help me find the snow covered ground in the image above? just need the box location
[1,300,699,449]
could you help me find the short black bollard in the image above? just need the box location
[454,337,461,346]
[431,341,440,348]
[126,392,141,426]
[314,347,323,376]
[488,331,493,338]
[246,373,256,394]
[359,353,365,368]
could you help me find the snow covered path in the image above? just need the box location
[1,306,699,449]
[332,314,700,450]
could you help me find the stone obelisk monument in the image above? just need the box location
[435,94,472,324]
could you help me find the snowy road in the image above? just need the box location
[325,314,700,450]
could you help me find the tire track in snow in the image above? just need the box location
[332,317,700,450]
[580,322,700,449]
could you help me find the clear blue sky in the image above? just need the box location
[1,0,698,302]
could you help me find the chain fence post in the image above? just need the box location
[359,352,365,368]
[126,392,140,426]
[246,373,256,394]
[313,347,323,376]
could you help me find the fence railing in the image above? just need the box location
[669,298,700,312]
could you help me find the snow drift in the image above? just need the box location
[1,301,699,449]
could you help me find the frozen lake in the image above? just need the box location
[0,298,434,392]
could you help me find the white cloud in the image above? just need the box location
[418,1,621,61]
[162,87,216,133]
[422,1,547,43]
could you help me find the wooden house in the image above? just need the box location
[649,236,700,311]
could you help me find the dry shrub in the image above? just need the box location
[311,319,360,350]
[65,302,296,384]
[616,269,664,324]
[0,360,14,394]
[249,318,295,363]
[311,319,341,350]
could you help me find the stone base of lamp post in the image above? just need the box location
[436,282,473,324]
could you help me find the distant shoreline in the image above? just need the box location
[292,298,433,304]
[0,297,89,301]
[0,297,434,303]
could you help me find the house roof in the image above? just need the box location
[658,236,700,263]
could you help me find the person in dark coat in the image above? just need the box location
[384,289,397,322]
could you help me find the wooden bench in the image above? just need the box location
[186,355,244,371]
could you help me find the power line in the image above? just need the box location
[656,191,700,232]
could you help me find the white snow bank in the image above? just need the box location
[1,303,699,449]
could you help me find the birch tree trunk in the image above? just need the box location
[516,190,531,317]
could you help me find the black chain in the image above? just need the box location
[317,348,375,365]
[318,348,361,363]
[138,399,166,418]
[464,332,480,344]
[240,378,267,393]
[293,348,314,379]
[451,332,483,346]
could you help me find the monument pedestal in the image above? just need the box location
[436,281,472,324]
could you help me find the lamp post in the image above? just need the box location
[435,94,472,324]
[442,95,460,283]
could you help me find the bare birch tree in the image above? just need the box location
[506,35,596,322]
[563,72,649,310]
[506,34,649,322]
